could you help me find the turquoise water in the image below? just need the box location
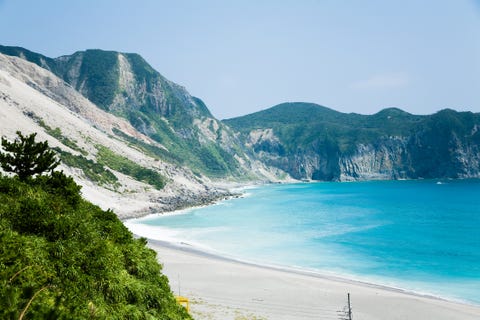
[126,180,480,304]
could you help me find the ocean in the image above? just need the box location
[125,180,480,304]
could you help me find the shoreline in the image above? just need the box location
[146,238,476,308]
[118,187,244,221]
[146,237,480,320]
[122,182,262,221]
[122,178,474,220]
[123,180,480,318]
[124,181,480,310]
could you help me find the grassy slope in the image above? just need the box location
[0,174,190,319]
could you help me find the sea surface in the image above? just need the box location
[125,180,480,304]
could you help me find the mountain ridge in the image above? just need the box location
[1,45,479,197]
[0,52,244,219]
[0,45,274,180]
[225,102,480,181]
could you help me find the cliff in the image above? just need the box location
[226,103,480,181]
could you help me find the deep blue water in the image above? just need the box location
[126,180,480,304]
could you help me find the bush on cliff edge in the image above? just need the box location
[0,132,190,319]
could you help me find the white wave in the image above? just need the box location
[305,223,385,239]
[124,221,182,242]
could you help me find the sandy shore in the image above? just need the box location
[148,240,480,320]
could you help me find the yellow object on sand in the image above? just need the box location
[175,296,190,313]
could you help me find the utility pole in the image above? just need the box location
[347,293,352,320]
[337,293,353,320]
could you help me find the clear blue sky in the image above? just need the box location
[0,0,479,119]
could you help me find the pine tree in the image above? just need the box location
[0,131,59,180]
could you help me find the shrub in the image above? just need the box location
[0,131,59,180]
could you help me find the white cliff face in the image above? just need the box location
[244,125,480,181]
[339,138,411,181]
[112,53,138,111]
[248,129,279,146]
[193,118,220,144]
[111,53,182,118]
[448,132,480,178]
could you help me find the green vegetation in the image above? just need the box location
[0,132,60,181]
[111,128,181,164]
[226,103,480,180]
[0,45,58,73]
[0,47,118,112]
[195,143,238,177]
[125,53,158,94]
[408,109,480,178]
[42,124,86,155]
[55,148,119,187]
[6,120,116,186]
[76,50,120,110]
[0,134,190,319]
[96,146,166,190]
[23,111,86,156]
[113,116,239,179]
[225,103,425,155]
[125,53,212,119]
[48,127,77,150]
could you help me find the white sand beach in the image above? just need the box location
[149,240,480,320]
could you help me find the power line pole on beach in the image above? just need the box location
[347,293,352,320]
[337,293,352,320]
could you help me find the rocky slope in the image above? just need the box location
[0,45,276,179]
[0,53,237,218]
[225,103,480,181]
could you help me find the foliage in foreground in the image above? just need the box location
[0,174,190,319]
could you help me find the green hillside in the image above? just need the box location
[0,132,189,319]
[0,172,190,319]
[225,103,480,180]
[225,102,424,154]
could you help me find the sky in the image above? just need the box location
[0,0,479,119]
